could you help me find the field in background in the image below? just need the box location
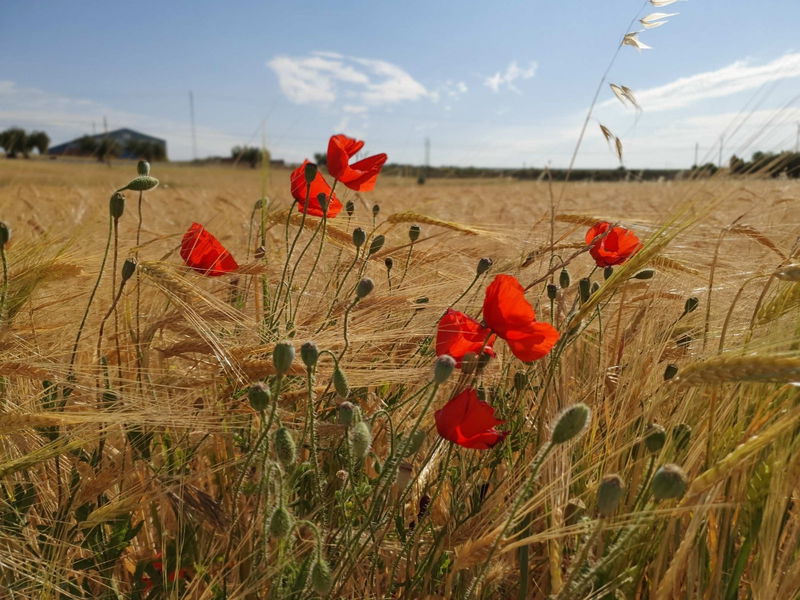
[0,158,798,599]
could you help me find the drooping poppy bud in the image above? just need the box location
[337,401,356,426]
[644,423,666,454]
[333,367,349,398]
[117,175,159,192]
[350,421,372,461]
[633,269,655,280]
[513,371,528,392]
[597,474,625,517]
[109,192,125,219]
[352,227,366,248]
[579,278,591,302]
[248,382,271,412]
[274,427,296,466]
[551,403,590,444]
[356,277,374,299]
[311,558,333,595]
[300,341,319,369]
[546,284,558,300]
[269,505,293,539]
[272,342,295,375]
[683,297,699,315]
[368,235,385,256]
[651,464,688,500]
[559,268,571,288]
[433,355,456,384]
[476,257,493,275]
[384,257,393,271]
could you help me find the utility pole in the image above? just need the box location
[694,142,698,167]
[795,122,799,153]
[424,137,430,174]
[189,91,198,161]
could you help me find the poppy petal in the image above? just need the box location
[435,389,508,450]
[290,160,343,218]
[325,134,387,191]
[503,321,560,362]
[586,221,641,267]
[180,223,238,276]
[482,274,537,338]
[436,308,495,367]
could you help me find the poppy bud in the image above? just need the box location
[676,334,692,348]
[355,277,374,299]
[311,558,333,595]
[651,463,688,501]
[368,235,385,256]
[272,341,295,375]
[476,257,493,275]
[513,371,528,392]
[316,193,328,213]
[345,200,355,217]
[565,498,586,526]
[409,225,421,242]
[603,266,614,280]
[433,355,456,384]
[137,160,150,176]
[683,297,699,315]
[372,204,380,218]
[597,474,625,517]
[118,175,159,192]
[274,427,296,466]
[461,352,478,374]
[644,423,666,454]
[477,350,491,371]
[337,401,356,426]
[352,227,366,248]
[546,284,558,300]
[303,162,318,184]
[254,245,266,259]
[109,192,125,219]
[775,263,800,282]
[633,269,655,280]
[0,222,9,246]
[551,403,591,444]
[672,423,692,451]
[121,258,137,282]
[384,257,394,271]
[269,505,293,539]
[350,421,372,461]
[578,278,591,302]
[333,367,349,399]
[254,198,266,210]
[559,268,570,288]
[663,364,678,380]
[591,281,600,294]
[300,341,318,369]
[248,382,271,412]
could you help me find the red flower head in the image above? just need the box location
[585,221,642,268]
[435,388,509,449]
[482,274,560,362]
[180,222,239,276]
[327,134,388,192]
[141,553,191,591]
[436,308,495,367]
[290,160,343,218]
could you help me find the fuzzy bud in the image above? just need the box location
[597,474,625,517]
[274,427,296,466]
[384,257,394,271]
[372,204,380,218]
[0,222,9,246]
[591,281,600,294]
[663,364,678,381]
[644,423,666,454]
[551,403,591,445]
[408,225,421,242]
[137,160,150,176]
[633,269,655,280]
[303,162,318,184]
[300,341,319,369]
[368,235,385,256]
[316,193,328,213]
[350,421,372,461]
[578,277,591,302]
[672,423,692,451]
[433,355,456,384]
[603,266,613,280]
[651,464,688,500]
[248,382,271,412]
[345,200,355,217]
[121,258,137,282]
[337,401,356,426]
[333,367,349,398]
[546,283,558,300]
[109,192,125,219]
[352,227,366,248]
[683,297,699,315]
[559,268,571,288]
[272,341,295,375]
[355,277,374,299]
[476,257,493,275]
[311,558,333,595]
[269,505,292,539]
[513,371,528,392]
[118,175,159,192]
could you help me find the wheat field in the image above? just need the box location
[0,157,798,599]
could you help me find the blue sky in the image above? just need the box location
[3,0,800,168]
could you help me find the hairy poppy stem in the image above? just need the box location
[0,242,7,320]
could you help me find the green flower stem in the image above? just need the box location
[0,241,8,320]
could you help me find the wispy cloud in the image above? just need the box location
[603,53,800,112]
[268,51,430,106]
[484,61,537,93]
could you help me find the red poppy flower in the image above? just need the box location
[482,274,560,362]
[585,221,642,267]
[435,388,509,449]
[436,308,496,367]
[290,160,343,218]
[327,134,388,192]
[180,222,239,276]
[142,554,191,591]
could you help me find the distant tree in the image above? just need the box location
[729,154,745,174]
[0,128,28,158]
[232,146,267,168]
[313,152,327,166]
[95,137,120,163]
[27,131,50,156]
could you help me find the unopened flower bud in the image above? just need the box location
[137,160,150,176]
[345,200,355,217]
[311,558,333,595]
[644,423,666,454]
[337,401,355,426]
[350,421,372,461]
[546,284,558,300]
[597,473,625,517]
[0,222,9,246]
[663,364,678,380]
[117,175,159,192]
[272,341,295,375]
[303,162,318,184]
[121,258,137,282]
[300,341,318,369]
[672,423,692,451]
[603,266,613,280]
[461,352,478,374]
[368,235,385,256]
[633,269,655,280]
[352,227,366,248]
[372,204,380,218]
[676,334,692,348]
[551,403,591,444]
[683,297,699,315]
[559,268,571,288]
[591,281,600,294]
[408,225,421,242]
[476,257,493,275]
[317,193,328,213]
[356,277,374,299]
[333,367,349,398]
[248,382,271,412]
[274,427,296,466]
[433,355,456,384]
[651,463,688,501]
[579,277,591,302]
[269,505,292,539]
[109,192,125,219]
[384,257,393,271]
[477,350,491,371]
[514,371,528,392]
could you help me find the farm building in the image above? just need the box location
[48,128,167,160]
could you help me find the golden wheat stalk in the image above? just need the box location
[676,355,800,386]
[386,211,481,235]
[757,282,800,323]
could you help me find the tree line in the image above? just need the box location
[0,128,50,158]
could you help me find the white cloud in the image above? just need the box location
[603,53,800,113]
[268,51,430,106]
[484,61,538,93]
